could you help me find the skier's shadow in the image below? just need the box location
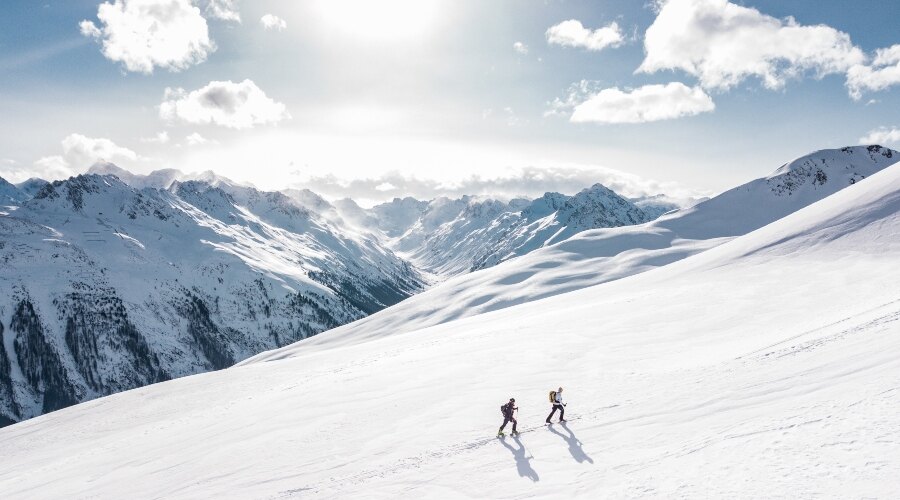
[548,422,594,464]
[499,435,540,482]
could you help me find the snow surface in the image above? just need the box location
[1,157,898,498]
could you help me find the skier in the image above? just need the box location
[546,386,566,424]
[498,397,519,437]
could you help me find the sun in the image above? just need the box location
[312,0,444,42]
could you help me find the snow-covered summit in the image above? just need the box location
[13,178,49,198]
[85,162,248,190]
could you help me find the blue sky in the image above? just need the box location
[1,0,899,203]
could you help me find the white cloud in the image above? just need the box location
[31,156,75,181]
[80,0,214,74]
[546,20,624,52]
[261,14,287,31]
[639,0,865,91]
[159,80,290,129]
[186,132,213,146]
[62,134,139,168]
[513,41,528,55]
[374,182,398,192]
[552,82,714,124]
[298,165,703,205]
[141,131,170,144]
[13,134,141,182]
[79,20,101,38]
[847,44,900,99]
[859,127,900,146]
[206,0,240,22]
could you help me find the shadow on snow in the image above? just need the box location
[498,435,540,482]
[548,422,593,464]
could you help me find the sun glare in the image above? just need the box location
[313,0,443,41]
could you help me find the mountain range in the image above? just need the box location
[0,162,669,425]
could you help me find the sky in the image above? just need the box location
[1,0,899,204]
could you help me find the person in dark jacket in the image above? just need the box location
[546,386,566,423]
[498,398,519,436]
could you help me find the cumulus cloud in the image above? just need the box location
[15,134,141,182]
[61,134,139,168]
[261,14,287,31]
[206,0,240,22]
[847,44,900,99]
[513,41,528,55]
[296,165,703,207]
[546,20,624,52]
[159,79,290,129]
[550,81,714,124]
[30,156,75,182]
[79,20,101,38]
[639,0,865,91]
[80,0,214,74]
[859,127,900,146]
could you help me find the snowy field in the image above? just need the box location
[0,162,898,498]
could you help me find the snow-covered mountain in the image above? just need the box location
[1,153,898,498]
[341,184,653,276]
[0,174,425,426]
[13,178,49,198]
[0,176,28,206]
[0,163,672,426]
[247,145,899,352]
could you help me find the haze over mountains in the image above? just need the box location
[0,160,676,426]
[1,145,898,497]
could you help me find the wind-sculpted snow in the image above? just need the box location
[244,146,899,359]
[1,157,899,498]
[0,174,425,426]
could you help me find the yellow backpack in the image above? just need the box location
[549,390,556,403]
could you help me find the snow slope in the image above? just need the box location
[248,145,898,352]
[1,158,898,498]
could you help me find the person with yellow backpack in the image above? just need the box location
[546,387,566,424]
